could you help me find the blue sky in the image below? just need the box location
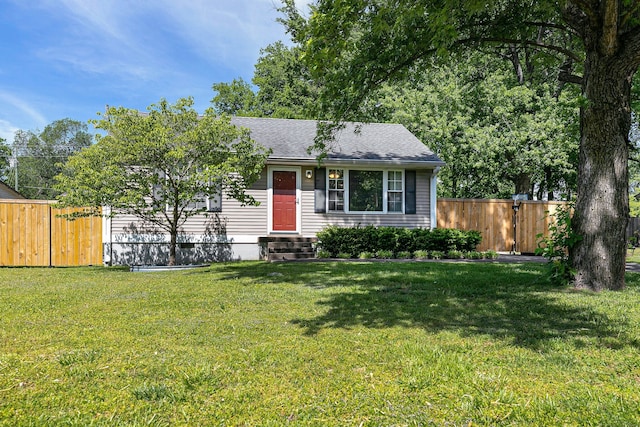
[0,0,308,143]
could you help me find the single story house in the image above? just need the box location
[104,117,444,265]
[0,181,25,199]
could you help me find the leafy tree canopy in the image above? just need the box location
[212,41,317,119]
[379,53,579,199]
[280,0,640,291]
[6,119,92,199]
[55,97,270,265]
[0,138,10,183]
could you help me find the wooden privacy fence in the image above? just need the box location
[437,198,567,253]
[0,199,102,267]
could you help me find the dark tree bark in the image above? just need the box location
[571,54,631,290]
[564,1,640,290]
[514,173,531,196]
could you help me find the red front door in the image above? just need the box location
[273,171,297,231]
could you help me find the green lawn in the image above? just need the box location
[628,248,640,264]
[1,261,640,426]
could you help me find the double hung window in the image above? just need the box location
[326,169,404,213]
[328,169,345,211]
[154,171,222,212]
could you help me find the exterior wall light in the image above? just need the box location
[306,169,313,179]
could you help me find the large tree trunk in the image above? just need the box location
[570,53,631,291]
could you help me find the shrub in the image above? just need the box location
[395,228,416,254]
[316,249,331,259]
[483,250,499,260]
[377,227,399,253]
[376,250,394,259]
[412,228,432,251]
[462,230,483,251]
[465,251,483,259]
[396,251,412,259]
[446,250,464,259]
[317,225,482,256]
[359,251,374,259]
[413,250,429,259]
[535,203,579,285]
[429,250,444,260]
[336,252,352,259]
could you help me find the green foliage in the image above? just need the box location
[376,250,394,259]
[413,250,429,259]
[0,140,10,182]
[484,250,500,260]
[465,251,484,260]
[212,42,317,119]
[55,97,270,265]
[316,225,482,257]
[630,196,640,218]
[358,251,374,259]
[380,55,579,199]
[396,250,413,259]
[6,119,92,199]
[535,203,581,285]
[316,249,331,258]
[281,0,640,291]
[211,78,258,116]
[446,250,465,259]
[429,250,445,260]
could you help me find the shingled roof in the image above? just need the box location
[230,117,444,167]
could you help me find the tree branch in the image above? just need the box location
[568,0,599,26]
[619,25,640,71]
[621,1,640,29]
[601,0,619,55]
[461,37,583,63]
[558,70,583,84]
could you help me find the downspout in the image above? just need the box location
[102,206,112,266]
[430,167,441,230]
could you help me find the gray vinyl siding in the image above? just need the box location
[109,170,269,239]
[110,168,432,240]
[301,169,432,236]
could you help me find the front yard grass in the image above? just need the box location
[1,262,640,425]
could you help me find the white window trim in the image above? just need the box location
[326,168,405,214]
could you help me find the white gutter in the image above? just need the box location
[102,206,112,265]
[430,167,441,230]
[266,157,446,168]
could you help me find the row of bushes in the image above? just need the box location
[317,249,499,260]
[316,225,482,258]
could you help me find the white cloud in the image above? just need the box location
[30,0,291,84]
[0,120,19,144]
[32,1,159,80]
[0,92,48,128]
[154,0,290,69]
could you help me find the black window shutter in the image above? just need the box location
[405,170,416,214]
[314,167,326,213]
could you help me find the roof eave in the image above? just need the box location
[266,157,446,168]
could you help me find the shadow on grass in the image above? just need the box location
[218,261,640,350]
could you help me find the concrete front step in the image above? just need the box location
[267,252,317,261]
[268,241,315,251]
[259,236,318,261]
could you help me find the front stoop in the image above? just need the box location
[259,236,317,261]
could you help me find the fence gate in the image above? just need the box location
[0,199,102,267]
[437,198,567,253]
